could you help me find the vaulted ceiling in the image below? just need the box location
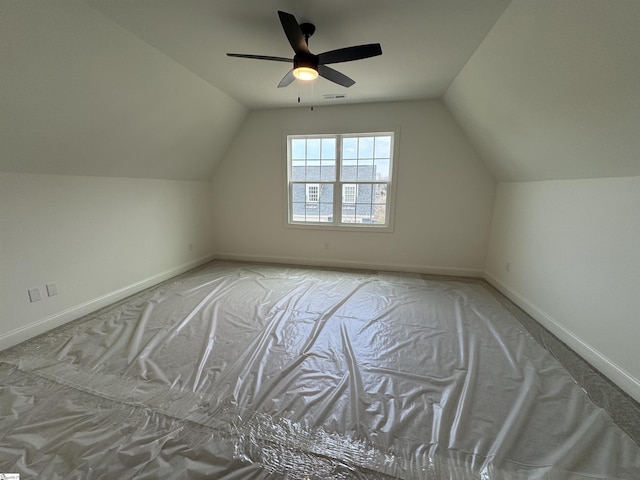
[1,1,639,182]
[445,0,640,181]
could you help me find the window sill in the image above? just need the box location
[285,222,394,233]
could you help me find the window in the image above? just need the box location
[287,132,395,229]
[306,184,319,203]
[342,184,357,204]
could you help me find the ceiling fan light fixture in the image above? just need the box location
[227,11,382,89]
[293,66,318,81]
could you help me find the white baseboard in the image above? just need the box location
[214,252,484,277]
[484,271,640,403]
[0,254,215,352]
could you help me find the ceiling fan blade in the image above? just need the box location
[318,65,355,88]
[227,53,292,63]
[318,44,382,65]
[278,10,309,54]
[278,70,296,88]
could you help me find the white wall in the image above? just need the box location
[443,0,640,402]
[0,173,214,350]
[211,100,495,275]
[485,178,640,401]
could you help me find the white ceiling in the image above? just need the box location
[0,0,247,180]
[84,0,512,109]
[445,0,640,181]
[2,0,639,182]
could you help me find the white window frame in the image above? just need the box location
[285,131,398,232]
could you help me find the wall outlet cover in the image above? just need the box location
[28,288,42,302]
[46,283,58,297]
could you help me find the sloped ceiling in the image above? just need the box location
[3,1,638,182]
[0,0,247,180]
[444,0,640,182]
[0,0,511,180]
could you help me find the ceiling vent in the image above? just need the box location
[323,94,347,100]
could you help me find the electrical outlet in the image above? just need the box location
[189,243,193,252]
[323,242,330,250]
[28,288,42,302]
[506,261,511,272]
[46,283,58,297]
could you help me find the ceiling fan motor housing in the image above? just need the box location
[294,53,319,72]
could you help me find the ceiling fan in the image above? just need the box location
[227,10,382,88]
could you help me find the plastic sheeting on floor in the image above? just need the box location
[1,261,639,479]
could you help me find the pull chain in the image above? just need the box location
[296,79,316,107]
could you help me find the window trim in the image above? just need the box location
[284,130,399,232]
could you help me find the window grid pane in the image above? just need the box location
[338,182,388,225]
[291,182,333,223]
[289,134,392,227]
[291,137,336,183]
